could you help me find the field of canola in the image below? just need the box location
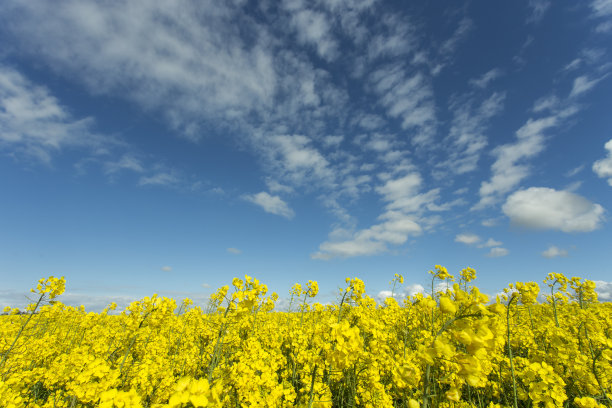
[0,267,611,408]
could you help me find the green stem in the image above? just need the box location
[507,294,519,408]
[207,296,234,382]
[307,364,318,408]
[300,292,309,326]
[422,364,431,408]
[0,293,45,370]
[551,287,559,328]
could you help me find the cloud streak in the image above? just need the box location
[244,192,295,219]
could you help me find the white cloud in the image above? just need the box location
[564,180,582,192]
[266,178,294,194]
[469,68,503,89]
[139,172,181,187]
[363,133,394,153]
[366,13,416,60]
[376,290,394,302]
[0,64,110,163]
[532,95,560,113]
[208,187,225,195]
[261,134,334,187]
[353,113,386,130]
[526,0,551,23]
[244,192,295,219]
[593,139,612,186]
[161,266,172,272]
[340,174,372,198]
[455,233,481,245]
[482,218,498,227]
[227,247,242,255]
[487,247,509,257]
[440,17,473,55]
[594,280,612,301]
[566,164,585,177]
[375,172,421,203]
[311,210,423,259]
[502,187,605,232]
[104,155,144,175]
[322,135,344,147]
[570,75,603,98]
[456,234,503,250]
[201,283,212,289]
[287,7,338,61]
[541,245,569,258]
[311,239,388,259]
[480,238,503,248]
[404,283,426,297]
[564,58,583,72]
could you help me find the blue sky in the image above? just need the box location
[1,0,612,311]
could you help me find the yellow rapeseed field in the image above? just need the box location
[1,268,610,408]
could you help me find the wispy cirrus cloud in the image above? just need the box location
[244,192,295,219]
[486,247,509,257]
[312,171,449,259]
[368,66,436,147]
[258,134,334,188]
[443,91,506,175]
[0,64,111,163]
[590,0,612,32]
[3,1,278,140]
[570,75,605,97]
[479,238,502,248]
[455,233,480,245]
[139,172,182,187]
[526,0,551,23]
[104,155,145,176]
[439,17,473,57]
[455,234,506,257]
[469,68,504,89]
[284,5,338,62]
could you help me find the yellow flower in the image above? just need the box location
[439,296,457,314]
[445,386,461,402]
[460,267,476,283]
[307,280,319,297]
